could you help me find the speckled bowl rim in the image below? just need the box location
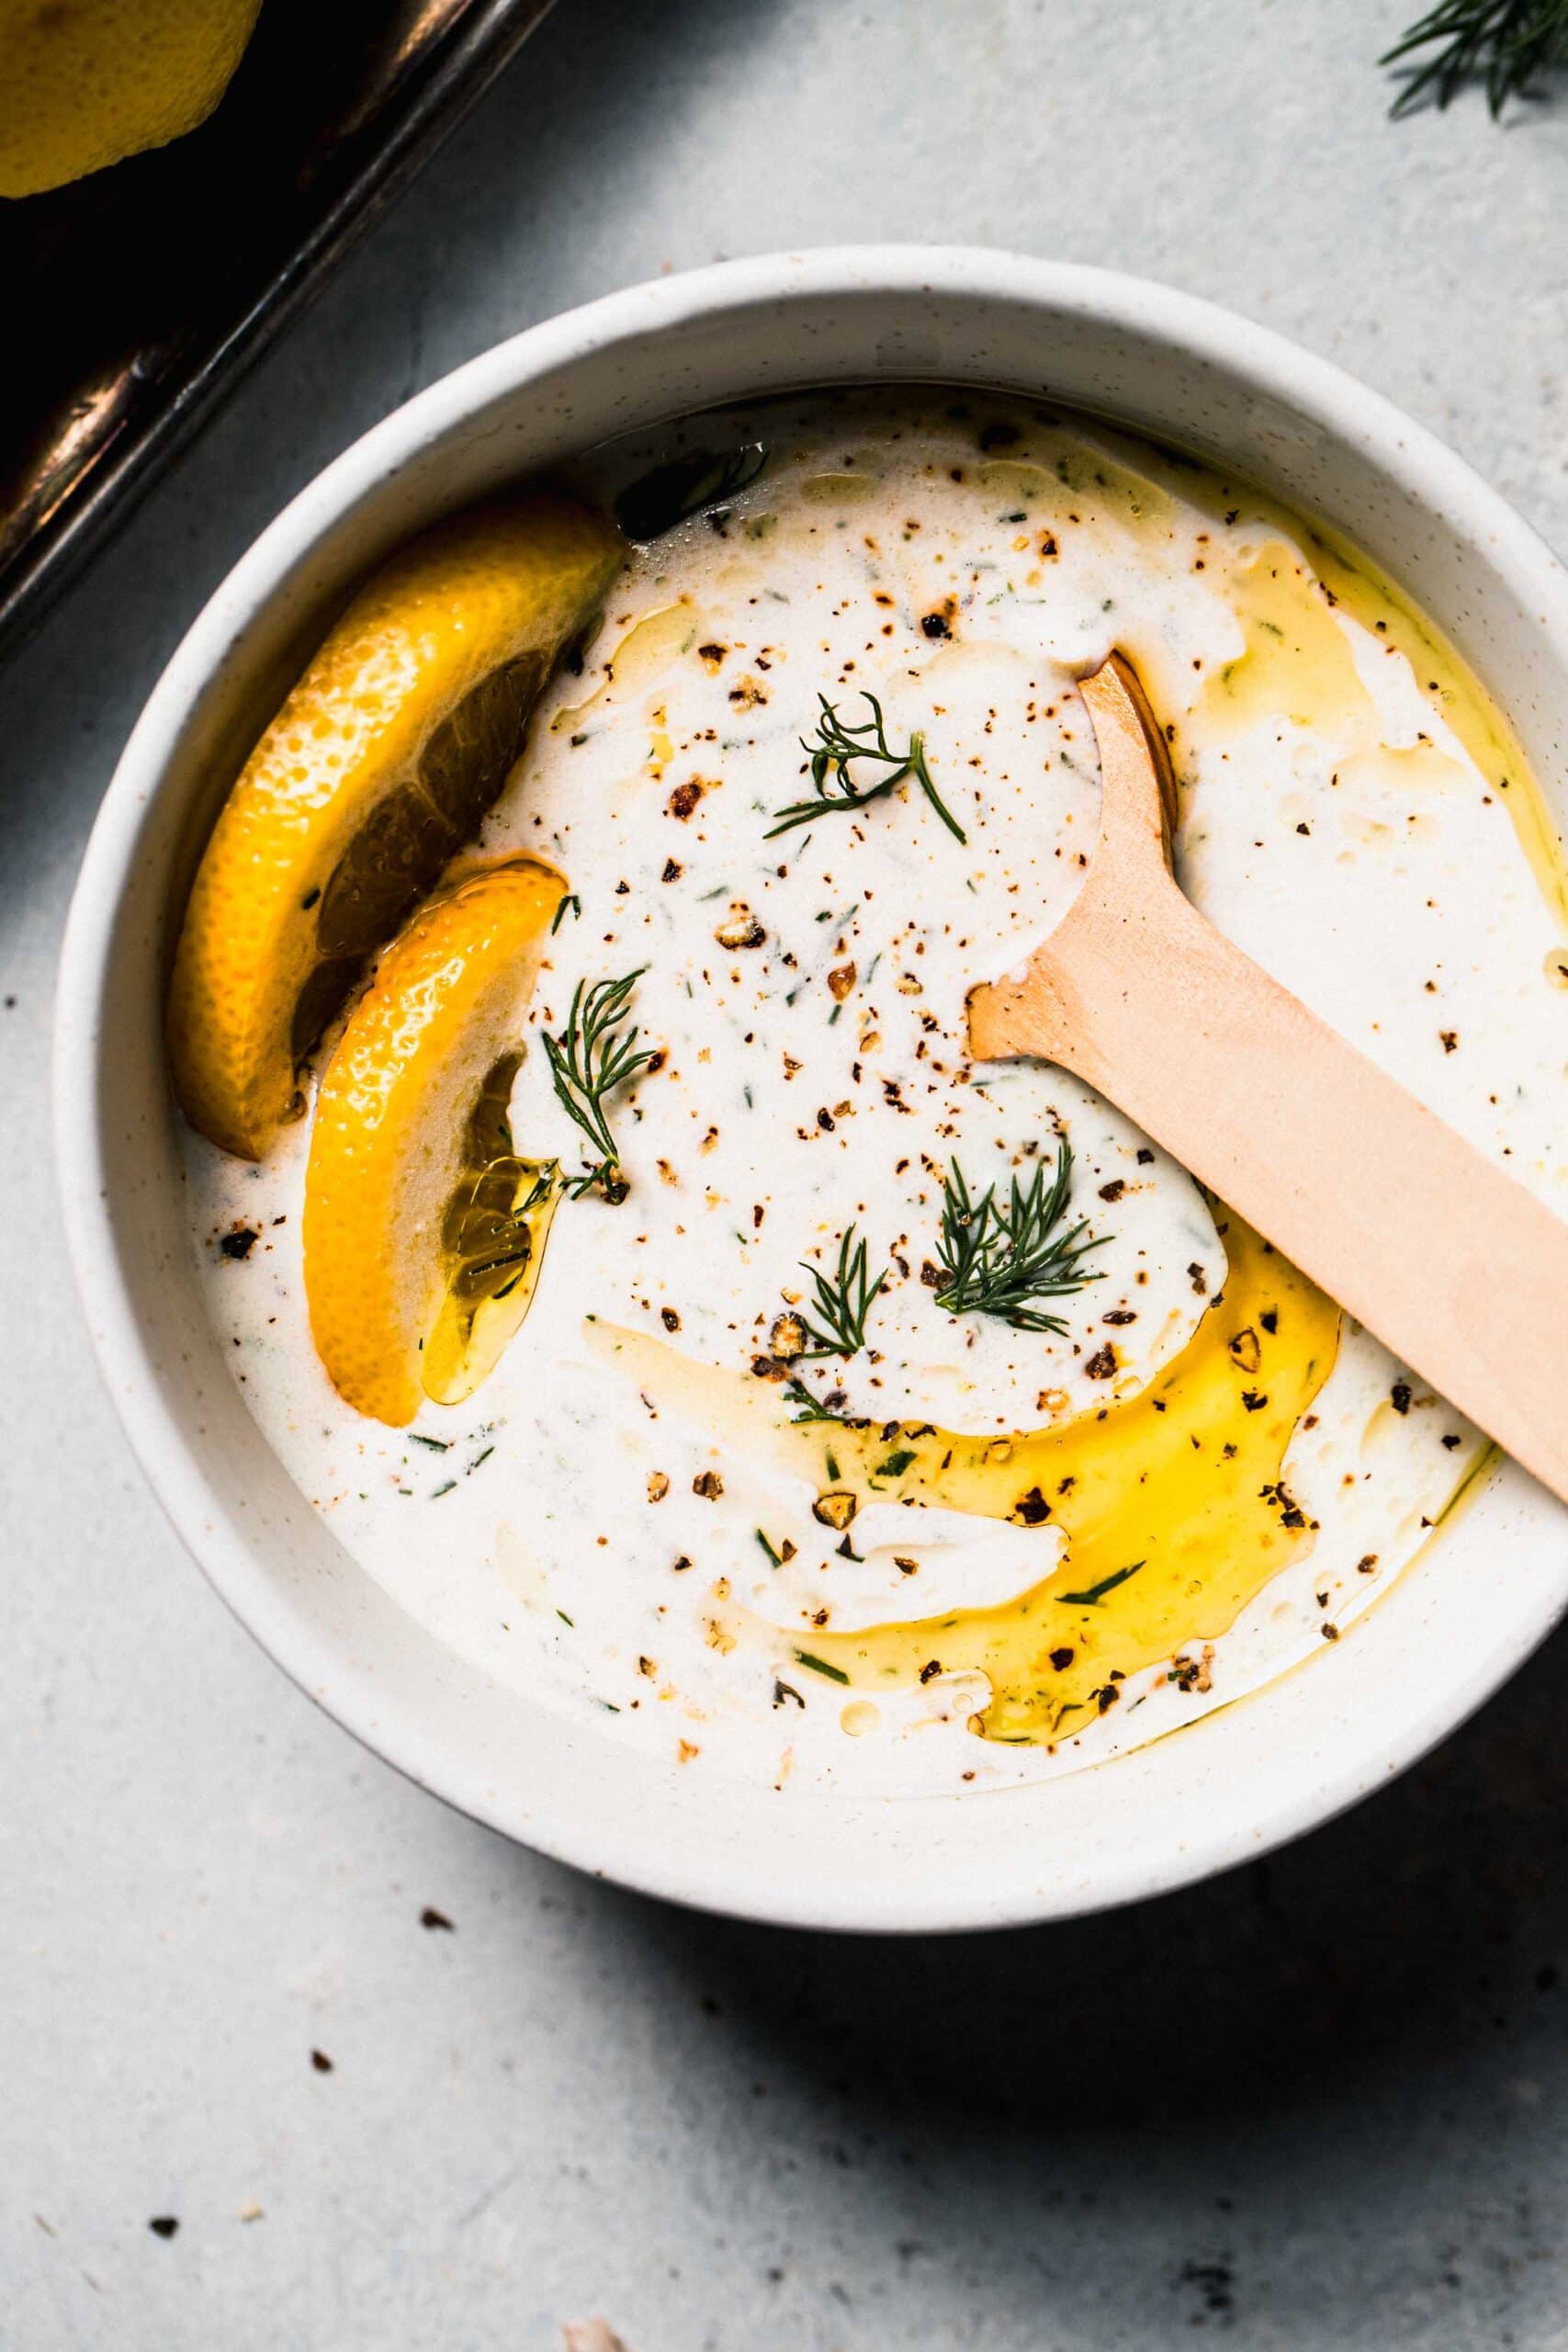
[54,248,1568,1932]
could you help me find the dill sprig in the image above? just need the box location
[795,1224,886,1359]
[542,968,655,1203]
[933,1141,1105,1335]
[1383,0,1568,113]
[766,692,967,843]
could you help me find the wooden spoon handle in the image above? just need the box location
[975,878,1568,1505]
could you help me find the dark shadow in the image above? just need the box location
[604,1613,1568,2145]
[0,0,786,881]
[15,9,1568,2329]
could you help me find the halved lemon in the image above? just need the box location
[168,492,623,1159]
[302,857,567,1428]
[0,0,262,198]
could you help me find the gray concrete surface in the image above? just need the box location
[6,2,1568,2344]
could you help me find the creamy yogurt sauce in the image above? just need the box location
[184,390,1568,1796]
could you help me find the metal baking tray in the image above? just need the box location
[0,0,556,664]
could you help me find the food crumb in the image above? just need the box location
[562,2323,631,2352]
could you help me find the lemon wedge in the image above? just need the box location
[0,0,262,198]
[302,857,568,1427]
[168,492,623,1159]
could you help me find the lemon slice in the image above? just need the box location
[168,492,623,1159]
[0,0,262,198]
[302,857,568,1427]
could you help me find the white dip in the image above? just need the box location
[183,391,1568,1795]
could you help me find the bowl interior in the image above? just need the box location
[57,252,1568,1930]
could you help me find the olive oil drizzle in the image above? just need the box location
[788,1215,1342,1743]
[422,1053,561,1406]
[1060,414,1568,928]
[592,1215,1345,1746]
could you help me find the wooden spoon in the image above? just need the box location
[966,650,1568,1507]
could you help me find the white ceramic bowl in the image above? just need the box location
[56,248,1568,1932]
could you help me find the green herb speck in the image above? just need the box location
[1057,1559,1146,1607]
[793,1649,850,1684]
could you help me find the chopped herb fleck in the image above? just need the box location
[1057,1558,1146,1607]
[782,1376,845,1424]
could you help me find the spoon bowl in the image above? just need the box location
[969,652,1568,1510]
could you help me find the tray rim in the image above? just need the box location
[0,0,558,668]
